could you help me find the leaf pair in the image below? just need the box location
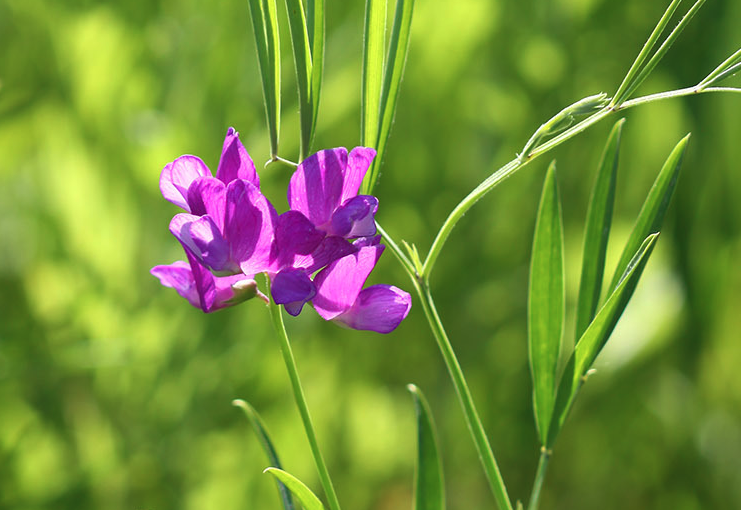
[360,0,416,194]
[248,0,324,160]
[527,120,689,447]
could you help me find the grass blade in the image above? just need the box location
[606,134,689,294]
[611,0,683,106]
[363,0,415,194]
[528,161,564,444]
[283,0,313,159]
[621,0,706,101]
[574,119,624,340]
[361,0,387,149]
[408,384,445,510]
[264,468,325,510]
[308,0,324,137]
[233,400,295,510]
[248,0,281,158]
[698,47,741,88]
[547,233,660,447]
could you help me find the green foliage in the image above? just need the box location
[408,384,445,510]
[265,468,325,510]
[528,161,564,444]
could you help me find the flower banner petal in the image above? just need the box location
[288,148,348,228]
[160,155,211,211]
[216,127,260,188]
[341,147,376,203]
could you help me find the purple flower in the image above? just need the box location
[151,252,264,313]
[311,237,411,333]
[287,147,379,239]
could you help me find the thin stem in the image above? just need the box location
[267,296,342,510]
[413,278,513,510]
[420,85,741,279]
[526,448,551,510]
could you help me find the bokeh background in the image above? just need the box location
[1,0,741,508]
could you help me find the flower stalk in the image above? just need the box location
[526,447,551,510]
[267,287,342,510]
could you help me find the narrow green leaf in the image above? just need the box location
[248,0,281,157]
[698,47,741,88]
[308,0,324,137]
[283,0,313,159]
[606,134,689,294]
[528,161,564,444]
[546,233,660,447]
[611,0,683,106]
[361,0,387,148]
[233,400,295,510]
[363,0,415,194]
[264,468,325,510]
[621,0,706,101]
[574,119,624,340]
[408,384,445,510]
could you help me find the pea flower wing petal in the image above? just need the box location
[329,195,378,238]
[333,284,412,333]
[271,268,317,316]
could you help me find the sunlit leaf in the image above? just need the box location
[575,119,624,340]
[606,134,689,294]
[283,0,314,159]
[547,233,659,447]
[361,0,387,150]
[308,0,324,134]
[363,0,415,194]
[264,468,325,510]
[233,400,295,510]
[408,384,445,510]
[528,161,564,444]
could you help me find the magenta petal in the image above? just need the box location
[288,148,348,228]
[329,195,378,238]
[216,127,259,188]
[186,177,226,227]
[275,211,325,262]
[294,236,357,273]
[271,269,316,316]
[160,155,211,211]
[312,244,384,320]
[223,179,277,276]
[183,215,238,275]
[333,284,412,333]
[341,147,376,203]
[151,260,203,309]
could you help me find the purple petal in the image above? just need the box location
[288,148,348,229]
[353,235,382,248]
[273,211,325,268]
[293,236,357,273]
[222,179,277,276]
[333,284,412,333]
[186,177,226,227]
[329,195,378,238]
[151,260,203,309]
[271,268,316,316]
[312,244,384,320]
[170,214,238,275]
[341,147,376,203]
[160,155,211,211]
[216,127,259,188]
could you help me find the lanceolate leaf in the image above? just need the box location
[361,0,387,149]
[283,0,314,159]
[547,233,659,447]
[606,134,689,294]
[528,161,564,444]
[308,0,324,135]
[248,0,281,158]
[264,468,325,510]
[408,384,445,510]
[575,119,624,340]
[233,400,295,510]
[364,0,415,194]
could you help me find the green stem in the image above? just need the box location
[412,278,513,510]
[420,85,741,278]
[526,448,551,510]
[267,296,342,510]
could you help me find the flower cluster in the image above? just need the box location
[151,128,411,333]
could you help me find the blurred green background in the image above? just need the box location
[1,0,741,508]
